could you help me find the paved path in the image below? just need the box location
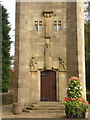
[2,118,90,120]
[1,118,90,120]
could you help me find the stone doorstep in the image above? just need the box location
[31,103,65,108]
[24,102,65,115]
[25,102,65,110]
[29,102,64,106]
[28,104,65,109]
[33,102,64,104]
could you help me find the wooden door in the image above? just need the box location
[41,70,56,101]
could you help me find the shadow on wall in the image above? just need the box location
[87,92,90,104]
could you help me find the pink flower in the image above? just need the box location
[71,98,76,100]
[81,103,85,105]
[77,98,85,102]
[85,101,89,105]
[64,97,71,102]
[68,76,81,82]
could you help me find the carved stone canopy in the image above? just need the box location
[43,9,53,18]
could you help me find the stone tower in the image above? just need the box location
[14,2,86,106]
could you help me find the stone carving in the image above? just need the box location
[58,57,66,71]
[44,17,52,38]
[43,9,53,18]
[44,40,53,69]
[43,11,53,39]
[30,57,37,71]
[43,13,52,18]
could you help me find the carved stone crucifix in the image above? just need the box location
[44,39,53,69]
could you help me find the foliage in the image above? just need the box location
[64,77,89,118]
[67,77,82,98]
[64,97,89,118]
[85,21,90,91]
[2,5,12,92]
[85,1,90,90]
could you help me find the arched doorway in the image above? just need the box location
[41,70,56,101]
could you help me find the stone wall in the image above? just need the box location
[1,93,13,105]
[14,2,86,106]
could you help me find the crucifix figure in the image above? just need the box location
[44,39,52,69]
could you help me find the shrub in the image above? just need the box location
[64,76,89,118]
[67,77,82,98]
[64,97,89,118]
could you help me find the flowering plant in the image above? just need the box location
[64,77,89,118]
[64,97,89,118]
[67,76,82,98]
[68,76,81,82]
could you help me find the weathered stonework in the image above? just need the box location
[14,2,86,106]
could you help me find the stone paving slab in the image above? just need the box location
[1,118,90,120]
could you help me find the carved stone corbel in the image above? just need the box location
[43,9,53,18]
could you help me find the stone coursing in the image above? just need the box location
[14,2,86,106]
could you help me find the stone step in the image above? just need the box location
[26,106,65,110]
[30,109,65,112]
[28,110,65,116]
[24,108,65,113]
[33,102,64,104]
[31,102,65,107]
[23,110,66,118]
[31,104,65,108]
[25,102,65,116]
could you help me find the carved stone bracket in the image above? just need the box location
[58,57,66,71]
[30,57,38,72]
[43,9,53,18]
